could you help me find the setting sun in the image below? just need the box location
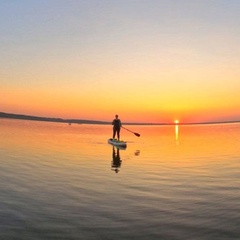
[174,120,179,124]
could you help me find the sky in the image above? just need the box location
[1,0,240,123]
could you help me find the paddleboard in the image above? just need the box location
[108,138,127,148]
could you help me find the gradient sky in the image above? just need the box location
[1,0,240,123]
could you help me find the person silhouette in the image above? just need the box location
[112,114,122,141]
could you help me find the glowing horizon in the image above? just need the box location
[1,1,240,124]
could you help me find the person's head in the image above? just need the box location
[115,114,118,119]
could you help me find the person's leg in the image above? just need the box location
[117,129,120,140]
[113,129,116,139]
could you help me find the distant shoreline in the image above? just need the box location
[0,112,110,125]
[0,112,240,126]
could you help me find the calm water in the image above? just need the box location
[0,119,239,240]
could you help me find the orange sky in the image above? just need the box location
[1,1,240,123]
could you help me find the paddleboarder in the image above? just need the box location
[112,114,122,140]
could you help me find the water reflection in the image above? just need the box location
[175,124,179,145]
[111,147,122,173]
[1,119,240,240]
[134,150,140,156]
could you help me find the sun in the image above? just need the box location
[174,120,179,124]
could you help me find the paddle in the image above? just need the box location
[121,126,140,137]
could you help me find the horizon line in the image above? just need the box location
[1,111,240,126]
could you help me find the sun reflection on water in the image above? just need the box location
[175,124,179,145]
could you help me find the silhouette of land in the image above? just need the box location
[0,111,239,125]
[0,112,109,125]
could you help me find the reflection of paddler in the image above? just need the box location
[111,147,122,173]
